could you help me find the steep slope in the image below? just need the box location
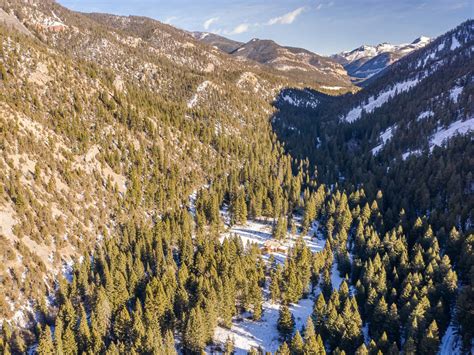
[333,36,431,81]
[0,0,290,325]
[194,35,354,91]
[273,20,474,351]
[274,19,473,239]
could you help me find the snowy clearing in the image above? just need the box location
[449,86,463,103]
[211,215,347,353]
[343,78,420,123]
[450,35,461,51]
[371,125,396,155]
[187,81,213,108]
[402,149,422,160]
[417,110,434,121]
[429,117,474,151]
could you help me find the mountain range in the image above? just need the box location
[331,36,432,81]
[192,31,353,91]
[193,31,433,87]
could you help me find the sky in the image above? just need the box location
[58,0,471,55]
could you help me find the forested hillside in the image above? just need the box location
[273,20,474,353]
[0,1,472,354]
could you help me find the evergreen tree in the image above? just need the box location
[276,342,291,355]
[224,336,235,355]
[277,304,295,341]
[419,321,440,354]
[290,331,304,355]
[37,325,54,355]
[183,307,207,353]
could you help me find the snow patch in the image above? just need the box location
[371,125,396,155]
[449,86,463,103]
[280,92,318,109]
[402,149,422,160]
[429,117,474,151]
[439,323,461,355]
[320,85,344,91]
[343,78,420,123]
[417,110,434,121]
[187,81,213,108]
[450,35,461,51]
[62,259,74,283]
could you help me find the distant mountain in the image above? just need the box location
[193,33,353,90]
[191,31,243,53]
[332,36,431,81]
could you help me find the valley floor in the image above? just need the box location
[207,216,344,353]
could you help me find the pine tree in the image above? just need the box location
[277,304,295,341]
[290,331,304,355]
[302,194,317,234]
[276,342,291,355]
[183,307,207,353]
[403,337,416,355]
[273,217,288,240]
[355,343,368,355]
[224,336,235,355]
[131,301,146,351]
[163,330,177,355]
[77,304,91,352]
[419,321,440,354]
[37,325,54,355]
[114,306,131,343]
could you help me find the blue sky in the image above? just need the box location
[58,0,471,55]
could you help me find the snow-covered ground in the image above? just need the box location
[429,117,474,151]
[211,216,346,353]
[439,323,462,355]
[219,218,325,265]
[449,85,463,103]
[401,149,422,160]
[371,125,397,155]
[320,86,344,91]
[450,35,461,51]
[211,294,316,354]
[342,78,420,123]
[417,110,434,121]
[187,81,214,108]
[279,91,319,109]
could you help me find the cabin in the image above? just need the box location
[262,240,288,254]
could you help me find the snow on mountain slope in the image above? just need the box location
[343,78,420,122]
[333,36,431,79]
[187,80,217,108]
[277,89,319,109]
[341,22,473,123]
[371,125,397,154]
[429,117,474,151]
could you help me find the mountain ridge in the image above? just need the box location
[332,36,432,81]
[192,31,354,91]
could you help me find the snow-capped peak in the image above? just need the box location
[412,36,431,45]
[336,36,431,62]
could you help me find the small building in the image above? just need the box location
[262,240,288,254]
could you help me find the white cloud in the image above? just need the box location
[203,17,219,30]
[163,16,178,24]
[229,23,250,35]
[316,1,334,10]
[267,7,305,25]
